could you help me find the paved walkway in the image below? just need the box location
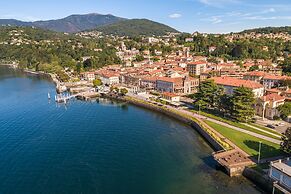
[243,123,281,138]
[130,94,282,145]
[174,107,282,145]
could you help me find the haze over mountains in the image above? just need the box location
[0,13,179,35]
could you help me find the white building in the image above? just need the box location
[269,158,291,193]
[187,61,207,76]
[212,77,265,98]
[81,72,96,81]
[99,73,120,86]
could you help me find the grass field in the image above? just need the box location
[204,120,285,159]
[191,110,282,140]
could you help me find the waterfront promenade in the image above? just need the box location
[128,94,281,145]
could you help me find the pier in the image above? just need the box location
[54,89,99,103]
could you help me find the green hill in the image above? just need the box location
[96,19,179,36]
[241,26,291,35]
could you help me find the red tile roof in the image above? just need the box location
[187,61,207,65]
[162,92,180,97]
[260,93,285,102]
[244,71,266,77]
[263,75,291,81]
[157,77,183,84]
[212,77,263,89]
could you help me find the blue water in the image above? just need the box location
[0,66,261,194]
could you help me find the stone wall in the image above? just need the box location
[126,98,224,151]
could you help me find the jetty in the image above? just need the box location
[54,89,99,103]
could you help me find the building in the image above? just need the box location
[262,75,291,89]
[156,77,183,93]
[81,72,95,81]
[187,61,207,76]
[185,37,194,42]
[99,73,120,86]
[156,76,199,94]
[269,158,291,193]
[161,92,180,102]
[284,89,291,102]
[243,71,266,83]
[255,93,285,120]
[139,77,157,89]
[212,77,265,98]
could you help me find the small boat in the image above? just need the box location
[48,92,51,99]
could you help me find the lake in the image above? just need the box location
[0,66,261,194]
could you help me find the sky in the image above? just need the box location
[0,0,291,33]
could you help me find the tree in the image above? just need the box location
[194,80,223,110]
[249,65,259,71]
[83,58,93,69]
[230,86,255,122]
[93,79,102,87]
[119,88,128,96]
[278,102,291,119]
[219,94,233,116]
[76,62,82,74]
[135,55,144,62]
[281,127,291,154]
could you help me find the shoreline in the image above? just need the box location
[1,64,273,193]
[103,94,273,193]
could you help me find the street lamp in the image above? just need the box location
[198,103,201,115]
[258,141,262,164]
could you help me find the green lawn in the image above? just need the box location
[191,110,281,140]
[204,120,285,159]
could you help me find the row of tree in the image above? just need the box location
[193,80,255,122]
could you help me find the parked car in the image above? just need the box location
[266,124,276,129]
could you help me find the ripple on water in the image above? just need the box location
[0,66,261,194]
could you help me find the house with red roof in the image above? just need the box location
[212,76,265,98]
[243,71,267,83]
[255,93,285,120]
[262,75,291,89]
[156,76,199,94]
[99,72,120,86]
[186,61,207,76]
[161,92,180,102]
[140,77,158,89]
[80,72,96,81]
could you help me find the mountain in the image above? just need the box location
[0,13,126,33]
[33,14,126,33]
[0,14,179,35]
[0,19,32,27]
[95,19,179,36]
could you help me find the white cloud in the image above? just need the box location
[0,14,39,21]
[198,0,240,7]
[169,13,182,19]
[244,15,291,20]
[201,16,223,24]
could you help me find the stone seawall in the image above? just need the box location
[243,167,273,193]
[126,97,273,193]
[121,97,225,151]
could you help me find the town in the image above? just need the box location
[1,25,291,193]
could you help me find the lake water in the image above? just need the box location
[0,66,262,194]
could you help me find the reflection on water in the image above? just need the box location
[0,66,262,194]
